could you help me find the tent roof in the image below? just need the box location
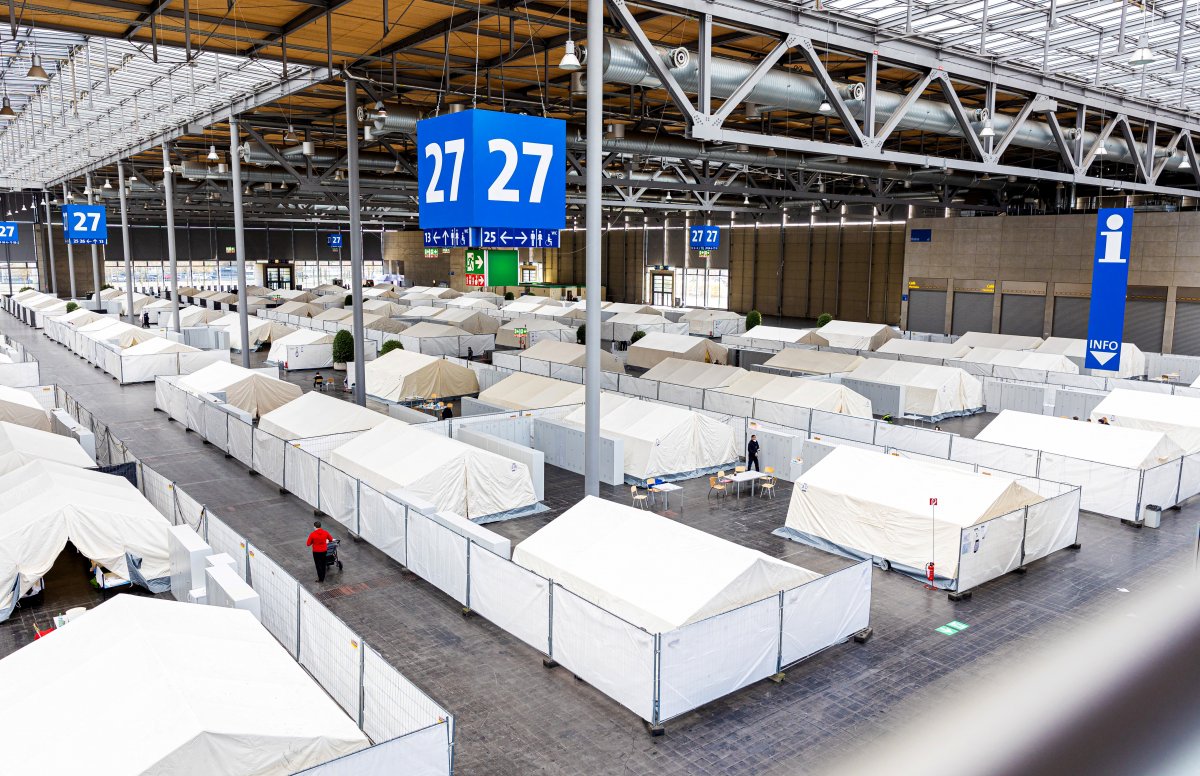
[682,309,740,322]
[0,596,367,775]
[716,373,873,417]
[54,308,107,327]
[603,303,657,315]
[178,361,257,394]
[877,339,971,359]
[328,420,536,518]
[178,362,301,417]
[257,391,387,440]
[763,348,865,375]
[1035,338,1146,377]
[313,307,352,322]
[954,332,1044,350]
[401,305,443,318]
[478,373,584,410]
[401,322,470,338]
[121,337,199,355]
[1090,389,1200,454]
[742,325,820,343]
[502,300,551,315]
[850,358,972,389]
[443,297,498,310]
[500,317,572,333]
[0,385,50,431]
[626,333,728,369]
[363,349,480,401]
[274,301,324,316]
[815,320,899,350]
[960,348,1079,373]
[606,312,668,325]
[520,340,625,372]
[513,496,820,632]
[272,328,334,348]
[640,358,745,388]
[977,410,1183,468]
[0,421,94,474]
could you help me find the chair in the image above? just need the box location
[708,476,727,498]
[646,478,659,507]
[765,466,775,475]
[630,485,648,509]
[759,476,777,499]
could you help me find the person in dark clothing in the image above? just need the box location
[307,520,333,582]
[142,311,150,328]
[467,347,473,362]
[747,434,761,472]
[441,404,454,420]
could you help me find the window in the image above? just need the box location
[0,262,39,291]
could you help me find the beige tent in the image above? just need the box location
[400,305,444,319]
[714,372,873,417]
[603,303,657,316]
[762,348,865,375]
[954,332,1043,350]
[362,299,403,317]
[272,289,317,303]
[640,358,745,388]
[209,314,296,349]
[257,391,387,439]
[432,308,500,335]
[739,325,825,348]
[312,307,351,323]
[310,284,346,296]
[274,300,324,317]
[816,321,899,351]
[497,318,574,348]
[0,386,51,431]
[177,362,301,418]
[0,421,94,474]
[682,309,745,336]
[361,348,479,401]
[626,333,729,369]
[520,340,625,373]
[368,317,410,335]
[877,339,972,360]
[478,373,584,410]
[120,337,200,356]
[442,297,498,311]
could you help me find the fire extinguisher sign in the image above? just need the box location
[929,497,937,506]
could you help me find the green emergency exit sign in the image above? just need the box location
[464,249,519,287]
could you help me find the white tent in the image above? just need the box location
[360,348,479,401]
[329,420,537,519]
[400,305,444,320]
[715,372,873,417]
[626,332,729,369]
[0,596,367,775]
[514,496,820,633]
[441,297,498,311]
[399,321,491,357]
[1090,389,1200,454]
[272,289,317,302]
[519,340,625,373]
[266,328,333,365]
[257,391,386,440]
[311,283,346,296]
[736,325,824,349]
[816,321,899,351]
[502,300,553,317]
[162,306,223,328]
[1035,337,1146,378]
[431,308,500,335]
[313,307,352,323]
[52,308,108,328]
[977,410,1184,468]
[959,347,1079,375]
[602,302,657,316]
[178,362,302,418]
[847,359,984,418]
[640,358,745,388]
[683,309,745,337]
[954,332,1043,350]
[0,385,50,431]
[762,348,865,375]
[786,446,1042,579]
[0,461,173,617]
[119,337,199,356]
[602,312,684,342]
[0,421,94,474]
[877,339,971,360]
[496,317,574,348]
[274,300,324,318]
[209,314,295,350]
[562,394,738,480]
[478,372,584,410]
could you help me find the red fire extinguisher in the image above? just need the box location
[926,562,936,582]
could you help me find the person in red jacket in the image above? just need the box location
[306,520,333,582]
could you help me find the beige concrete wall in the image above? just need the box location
[903,211,1200,351]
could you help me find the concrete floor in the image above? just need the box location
[2,314,1198,776]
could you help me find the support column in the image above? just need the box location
[229,115,251,368]
[86,172,103,309]
[62,183,76,299]
[345,79,367,406]
[117,162,135,324]
[42,190,57,296]
[584,0,603,496]
[162,143,181,332]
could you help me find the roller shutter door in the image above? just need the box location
[1123,299,1166,353]
[1172,302,1200,355]
[1052,297,1089,339]
[906,290,946,334]
[1000,294,1045,337]
[951,292,994,335]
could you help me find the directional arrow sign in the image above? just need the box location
[1084,208,1133,372]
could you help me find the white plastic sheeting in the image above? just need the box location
[561,395,738,480]
[0,596,369,776]
[1091,389,1200,454]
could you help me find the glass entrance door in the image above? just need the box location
[650,271,674,306]
[265,264,293,290]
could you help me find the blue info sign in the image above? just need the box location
[689,225,721,250]
[1084,208,1133,371]
[63,204,108,245]
[417,109,566,231]
[0,222,18,244]
[327,234,343,248]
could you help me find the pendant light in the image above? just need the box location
[207,145,219,162]
[26,54,50,83]
[559,0,581,71]
[818,98,832,114]
[283,124,298,143]
[103,178,113,190]
[0,93,14,121]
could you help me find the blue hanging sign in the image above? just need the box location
[477,227,559,248]
[910,228,932,242]
[0,222,18,245]
[1084,208,1133,371]
[63,204,108,245]
[417,109,566,231]
[688,225,721,250]
[327,234,343,248]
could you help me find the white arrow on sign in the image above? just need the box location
[1090,350,1116,366]
[499,232,511,245]
[517,232,528,245]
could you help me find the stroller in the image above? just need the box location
[324,539,344,574]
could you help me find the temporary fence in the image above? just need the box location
[49,384,456,774]
[0,334,39,387]
[42,315,231,384]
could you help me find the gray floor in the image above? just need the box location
[3,315,1198,776]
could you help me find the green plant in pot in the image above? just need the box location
[745,310,762,331]
[629,329,647,344]
[381,339,403,355]
[817,313,833,327]
[65,301,79,313]
[332,329,354,371]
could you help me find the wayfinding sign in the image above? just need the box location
[689,225,721,250]
[63,205,108,245]
[0,222,18,244]
[1085,208,1133,371]
[327,234,343,248]
[417,109,566,233]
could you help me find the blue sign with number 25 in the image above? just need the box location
[417,109,566,231]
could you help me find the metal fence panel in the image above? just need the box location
[298,589,364,720]
[246,544,301,658]
[467,545,549,653]
[206,513,248,580]
[361,646,451,743]
[780,561,872,666]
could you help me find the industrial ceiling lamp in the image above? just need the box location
[979,119,995,138]
[374,101,387,120]
[559,0,581,71]
[207,144,219,162]
[0,91,14,121]
[818,97,832,114]
[283,124,298,143]
[102,178,112,190]
[1129,35,1156,67]
[26,54,49,83]
[1180,156,1192,170]
[1094,144,1108,156]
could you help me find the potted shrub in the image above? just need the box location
[629,329,647,344]
[18,286,32,292]
[380,339,403,355]
[332,329,354,371]
[576,323,586,345]
[343,294,353,307]
[65,301,79,313]
[817,313,833,327]
[746,310,762,331]
[504,291,515,301]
